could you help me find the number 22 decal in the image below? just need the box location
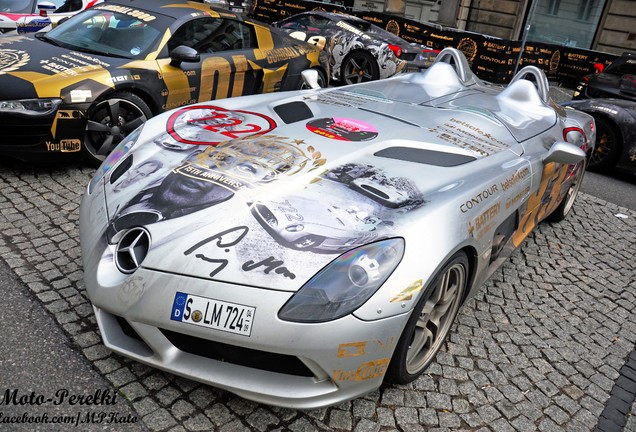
[166,105,276,145]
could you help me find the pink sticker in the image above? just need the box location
[306,117,378,141]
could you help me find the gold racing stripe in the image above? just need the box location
[122,58,191,108]
[512,162,569,247]
[9,68,114,138]
[250,63,287,93]
[199,56,232,101]
[230,55,248,98]
[144,29,172,61]
[252,27,274,60]
[157,59,191,108]
[8,68,114,97]
[163,3,221,16]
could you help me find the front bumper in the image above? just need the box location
[0,100,87,160]
[0,108,57,149]
[91,289,406,408]
[80,187,410,409]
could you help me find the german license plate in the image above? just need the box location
[170,292,255,336]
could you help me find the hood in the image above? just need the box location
[99,84,522,291]
[0,35,129,99]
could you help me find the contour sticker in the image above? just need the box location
[306,117,378,141]
[166,105,276,146]
[70,89,92,103]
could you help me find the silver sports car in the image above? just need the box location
[80,48,594,409]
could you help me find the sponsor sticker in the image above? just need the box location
[70,89,92,103]
[166,105,276,146]
[306,117,378,141]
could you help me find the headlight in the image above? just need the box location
[278,238,405,323]
[285,224,304,232]
[0,98,61,115]
[88,125,144,194]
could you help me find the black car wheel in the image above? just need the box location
[341,51,379,85]
[84,91,152,166]
[385,251,468,384]
[589,116,622,171]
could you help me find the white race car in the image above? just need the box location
[0,0,101,35]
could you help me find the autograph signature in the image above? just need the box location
[184,226,249,278]
[184,226,295,279]
[243,256,295,279]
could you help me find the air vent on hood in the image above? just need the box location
[374,147,476,167]
[110,155,133,185]
[273,101,313,124]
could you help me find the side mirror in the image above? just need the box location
[37,1,57,10]
[37,1,56,16]
[301,69,321,89]
[169,45,200,67]
[543,141,586,165]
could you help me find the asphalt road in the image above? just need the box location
[581,170,636,211]
[0,257,148,432]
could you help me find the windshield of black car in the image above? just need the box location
[44,6,172,59]
[0,0,37,13]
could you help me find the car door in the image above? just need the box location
[159,16,263,107]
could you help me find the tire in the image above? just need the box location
[385,251,468,384]
[298,68,327,90]
[546,160,585,223]
[589,116,621,171]
[83,91,152,166]
[341,51,379,85]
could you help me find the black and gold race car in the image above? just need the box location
[0,0,326,164]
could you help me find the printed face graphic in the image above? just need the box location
[200,144,279,182]
[150,138,311,211]
[114,160,163,192]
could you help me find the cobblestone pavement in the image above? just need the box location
[0,161,635,432]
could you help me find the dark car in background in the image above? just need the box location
[0,0,326,164]
[566,52,636,173]
[563,98,636,173]
[274,11,436,85]
[572,52,636,101]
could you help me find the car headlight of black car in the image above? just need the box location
[278,238,405,323]
[0,98,61,115]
